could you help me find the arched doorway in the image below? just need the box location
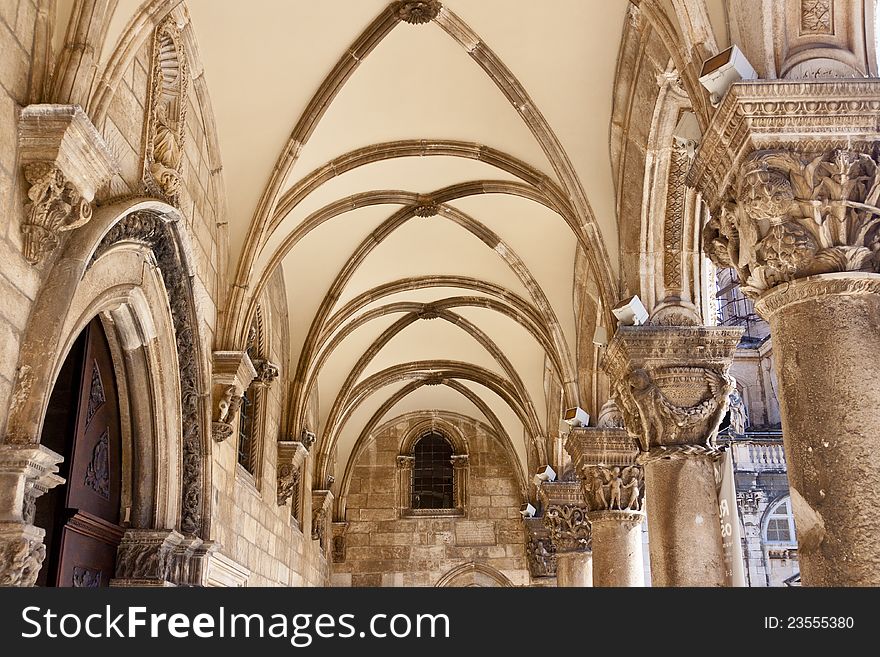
[35,317,123,587]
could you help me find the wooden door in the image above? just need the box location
[40,318,123,587]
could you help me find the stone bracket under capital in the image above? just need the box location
[210,351,258,442]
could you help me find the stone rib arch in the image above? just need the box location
[223,1,617,348]
[284,194,578,437]
[309,296,567,410]
[315,360,541,487]
[334,385,530,522]
[318,307,541,466]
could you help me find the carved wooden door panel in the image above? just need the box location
[53,318,123,587]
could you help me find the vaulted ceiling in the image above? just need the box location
[65,0,729,490]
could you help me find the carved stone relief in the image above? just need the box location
[143,17,188,203]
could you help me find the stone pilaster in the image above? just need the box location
[538,481,592,587]
[17,104,117,265]
[603,312,741,587]
[691,80,880,586]
[0,444,64,586]
[210,351,258,443]
[565,401,645,587]
[522,517,557,580]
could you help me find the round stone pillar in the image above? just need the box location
[566,408,646,587]
[540,481,592,587]
[603,315,742,587]
[755,274,880,585]
[589,511,644,586]
[556,551,593,587]
[642,454,725,586]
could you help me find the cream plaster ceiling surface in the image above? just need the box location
[109,0,635,483]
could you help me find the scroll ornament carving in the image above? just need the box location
[612,365,735,453]
[526,536,557,578]
[21,162,92,264]
[582,465,644,513]
[394,1,441,24]
[0,536,46,587]
[543,504,591,553]
[703,149,880,298]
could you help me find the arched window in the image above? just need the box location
[397,426,468,517]
[764,496,797,544]
[412,432,454,510]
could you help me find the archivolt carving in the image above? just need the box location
[91,211,206,536]
[144,17,188,203]
[704,148,880,297]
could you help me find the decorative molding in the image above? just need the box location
[754,272,880,319]
[603,325,742,453]
[276,441,308,506]
[800,0,833,35]
[17,104,117,264]
[143,16,188,203]
[663,143,690,290]
[91,211,206,536]
[0,443,64,523]
[113,529,183,583]
[523,517,556,578]
[703,147,880,298]
[393,1,441,25]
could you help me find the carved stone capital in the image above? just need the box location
[17,104,117,264]
[396,455,415,470]
[0,523,46,586]
[603,325,742,453]
[0,443,64,523]
[276,441,308,506]
[689,80,880,300]
[311,490,333,550]
[394,1,441,24]
[523,517,557,578]
[565,427,645,514]
[210,351,257,442]
[538,481,590,554]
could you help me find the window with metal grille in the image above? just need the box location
[411,432,454,510]
[764,498,796,543]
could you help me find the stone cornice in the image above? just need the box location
[688,80,880,211]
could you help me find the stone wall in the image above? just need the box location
[0,0,43,437]
[331,413,530,587]
[210,269,328,586]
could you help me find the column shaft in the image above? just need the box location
[758,275,880,585]
[644,455,725,586]
[555,551,593,587]
[590,512,644,587]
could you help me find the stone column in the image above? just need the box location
[0,444,64,586]
[603,307,741,587]
[566,401,645,587]
[690,80,880,586]
[539,481,592,587]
